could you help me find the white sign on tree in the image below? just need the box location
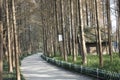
[58,34,63,41]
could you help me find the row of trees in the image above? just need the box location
[38,0,120,68]
[0,0,120,80]
[0,0,41,80]
[0,0,21,79]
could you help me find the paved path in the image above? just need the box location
[21,53,96,80]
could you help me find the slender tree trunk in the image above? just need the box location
[78,0,87,65]
[95,0,103,67]
[70,0,77,62]
[40,0,46,55]
[54,0,60,56]
[10,7,16,67]
[118,0,120,57]
[28,25,32,54]
[102,0,108,54]
[60,0,67,61]
[0,0,3,79]
[11,0,21,80]
[0,23,3,80]
[106,0,112,61]
[12,25,16,68]
[5,0,13,72]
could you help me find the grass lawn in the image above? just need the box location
[54,53,120,73]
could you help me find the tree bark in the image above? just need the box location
[0,0,3,79]
[5,0,13,72]
[106,0,112,61]
[78,0,87,65]
[60,0,67,61]
[11,0,21,80]
[95,0,103,67]
[118,0,120,57]
[70,0,77,62]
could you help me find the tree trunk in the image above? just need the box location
[95,0,103,67]
[54,0,60,56]
[118,0,120,57]
[106,0,112,61]
[70,0,77,62]
[78,0,87,65]
[0,0,3,79]
[60,0,67,61]
[11,0,21,80]
[5,0,13,72]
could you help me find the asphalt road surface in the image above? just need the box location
[21,53,96,80]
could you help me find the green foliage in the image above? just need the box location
[86,53,120,73]
[3,73,25,80]
[20,52,34,60]
[3,52,34,80]
[54,56,63,60]
[42,54,120,80]
[54,53,120,73]
[3,60,9,72]
[101,53,120,73]
[3,67,25,80]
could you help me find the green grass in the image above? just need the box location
[3,73,25,80]
[3,60,25,80]
[2,53,32,80]
[54,53,120,73]
[2,52,37,80]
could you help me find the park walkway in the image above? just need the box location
[21,53,95,80]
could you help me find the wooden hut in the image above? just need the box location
[84,27,109,54]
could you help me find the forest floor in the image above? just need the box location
[20,53,96,80]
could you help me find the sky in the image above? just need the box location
[110,0,117,32]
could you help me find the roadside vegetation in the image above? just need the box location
[54,53,120,73]
[3,61,25,80]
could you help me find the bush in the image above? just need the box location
[41,54,120,80]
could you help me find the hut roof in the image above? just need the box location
[84,27,108,42]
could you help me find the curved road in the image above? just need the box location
[21,53,96,80]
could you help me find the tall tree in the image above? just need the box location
[118,0,120,57]
[95,0,103,67]
[106,0,112,61]
[0,0,3,79]
[54,0,60,56]
[55,0,63,57]
[60,0,67,61]
[78,0,87,64]
[11,0,21,79]
[5,0,13,72]
[70,0,77,62]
